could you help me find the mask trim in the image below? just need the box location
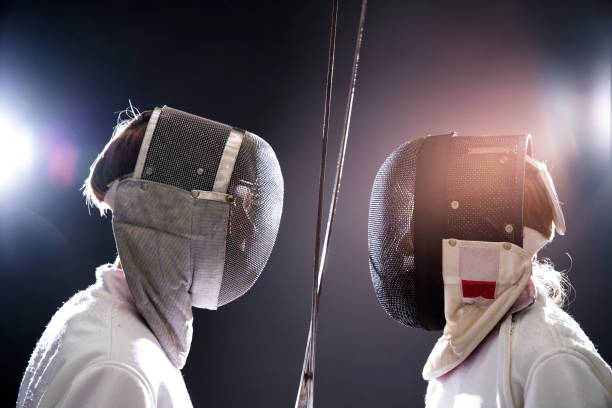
[133,107,162,180]
[191,190,231,202]
[522,226,550,257]
[212,128,243,193]
[525,155,566,235]
[413,133,454,330]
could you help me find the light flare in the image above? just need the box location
[0,114,34,188]
[593,79,610,140]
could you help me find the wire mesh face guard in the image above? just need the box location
[116,106,284,309]
[368,133,530,330]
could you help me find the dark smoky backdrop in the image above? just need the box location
[1,0,610,406]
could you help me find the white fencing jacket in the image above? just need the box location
[17,265,193,408]
[426,290,612,407]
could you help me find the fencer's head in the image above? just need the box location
[82,106,284,309]
[368,134,566,330]
[82,106,284,368]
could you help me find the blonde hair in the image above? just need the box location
[532,259,572,307]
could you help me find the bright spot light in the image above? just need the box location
[594,84,610,137]
[592,62,610,154]
[0,115,34,188]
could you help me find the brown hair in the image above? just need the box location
[83,109,152,214]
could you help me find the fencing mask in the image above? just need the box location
[368,133,565,378]
[104,106,284,368]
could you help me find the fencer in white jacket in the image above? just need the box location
[17,107,284,407]
[368,135,612,408]
[17,264,192,408]
[425,275,612,407]
[420,158,612,407]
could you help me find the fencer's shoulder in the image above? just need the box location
[45,266,162,367]
[54,266,154,362]
[21,266,187,406]
[508,292,612,406]
[510,291,612,390]
[98,267,191,406]
[18,268,125,407]
[513,292,596,354]
[92,266,183,384]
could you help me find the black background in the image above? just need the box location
[1,1,611,406]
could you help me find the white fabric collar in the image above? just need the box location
[423,227,551,380]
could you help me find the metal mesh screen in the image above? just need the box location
[368,138,424,328]
[446,136,525,246]
[218,132,284,306]
[368,135,527,329]
[141,107,231,192]
[139,107,283,308]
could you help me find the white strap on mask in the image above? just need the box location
[525,156,566,235]
[212,128,244,193]
[523,226,550,257]
[189,128,244,202]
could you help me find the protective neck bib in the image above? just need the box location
[111,179,231,368]
[422,238,533,380]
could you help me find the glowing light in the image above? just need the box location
[48,142,78,188]
[594,82,610,137]
[591,61,611,156]
[0,114,34,188]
